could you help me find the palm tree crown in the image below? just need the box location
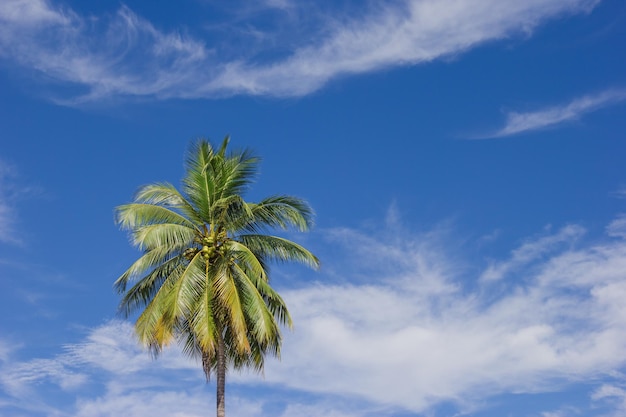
[114,137,319,416]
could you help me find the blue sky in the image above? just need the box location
[1,0,626,416]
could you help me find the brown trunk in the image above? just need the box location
[216,329,226,417]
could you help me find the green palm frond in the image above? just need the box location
[227,240,267,281]
[117,255,182,315]
[134,183,204,225]
[232,262,279,346]
[134,253,203,352]
[212,263,250,354]
[246,271,293,328]
[134,182,185,206]
[188,328,267,380]
[239,234,319,269]
[212,195,254,229]
[217,147,259,198]
[114,246,177,292]
[116,203,198,232]
[183,140,219,221]
[131,223,196,251]
[216,136,230,156]
[164,251,206,321]
[246,195,314,232]
[189,280,217,355]
[134,270,181,352]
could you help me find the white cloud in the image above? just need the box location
[208,0,600,97]
[2,358,88,395]
[591,384,626,417]
[61,321,158,375]
[255,0,294,12]
[484,88,626,138]
[276,402,366,417]
[256,219,626,412]
[0,2,208,103]
[0,321,208,416]
[613,187,626,199]
[0,0,69,26]
[592,384,626,401]
[73,389,215,417]
[0,0,601,102]
[541,407,581,417]
[607,215,626,238]
[0,340,13,363]
[480,224,585,281]
[0,321,193,394]
[3,215,626,416]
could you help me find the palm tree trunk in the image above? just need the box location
[216,328,226,417]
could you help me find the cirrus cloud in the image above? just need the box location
[0,0,601,103]
[478,88,626,138]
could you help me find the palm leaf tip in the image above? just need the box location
[217,135,230,156]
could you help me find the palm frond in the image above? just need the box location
[189,272,217,357]
[165,252,207,321]
[134,270,181,353]
[183,139,218,222]
[222,325,268,372]
[134,252,205,354]
[114,246,176,292]
[131,223,196,251]
[216,135,230,156]
[134,183,204,225]
[247,272,293,328]
[212,195,253,230]
[239,234,320,270]
[216,147,259,199]
[227,240,267,281]
[246,195,314,232]
[232,262,280,347]
[134,182,184,206]
[194,329,267,377]
[117,255,183,316]
[212,262,250,354]
[116,203,198,231]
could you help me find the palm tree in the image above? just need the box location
[114,137,319,417]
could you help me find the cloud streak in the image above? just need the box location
[0,0,601,102]
[0,159,41,245]
[480,224,585,281]
[483,88,626,138]
[0,160,21,244]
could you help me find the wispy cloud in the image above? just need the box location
[0,340,13,363]
[480,224,585,281]
[0,159,41,245]
[483,88,626,138]
[591,384,626,417]
[258,220,626,413]
[0,160,21,244]
[540,406,581,417]
[2,214,626,416]
[0,0,600,102]
[607,215,626,238]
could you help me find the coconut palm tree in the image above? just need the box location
[114,137,319,417]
